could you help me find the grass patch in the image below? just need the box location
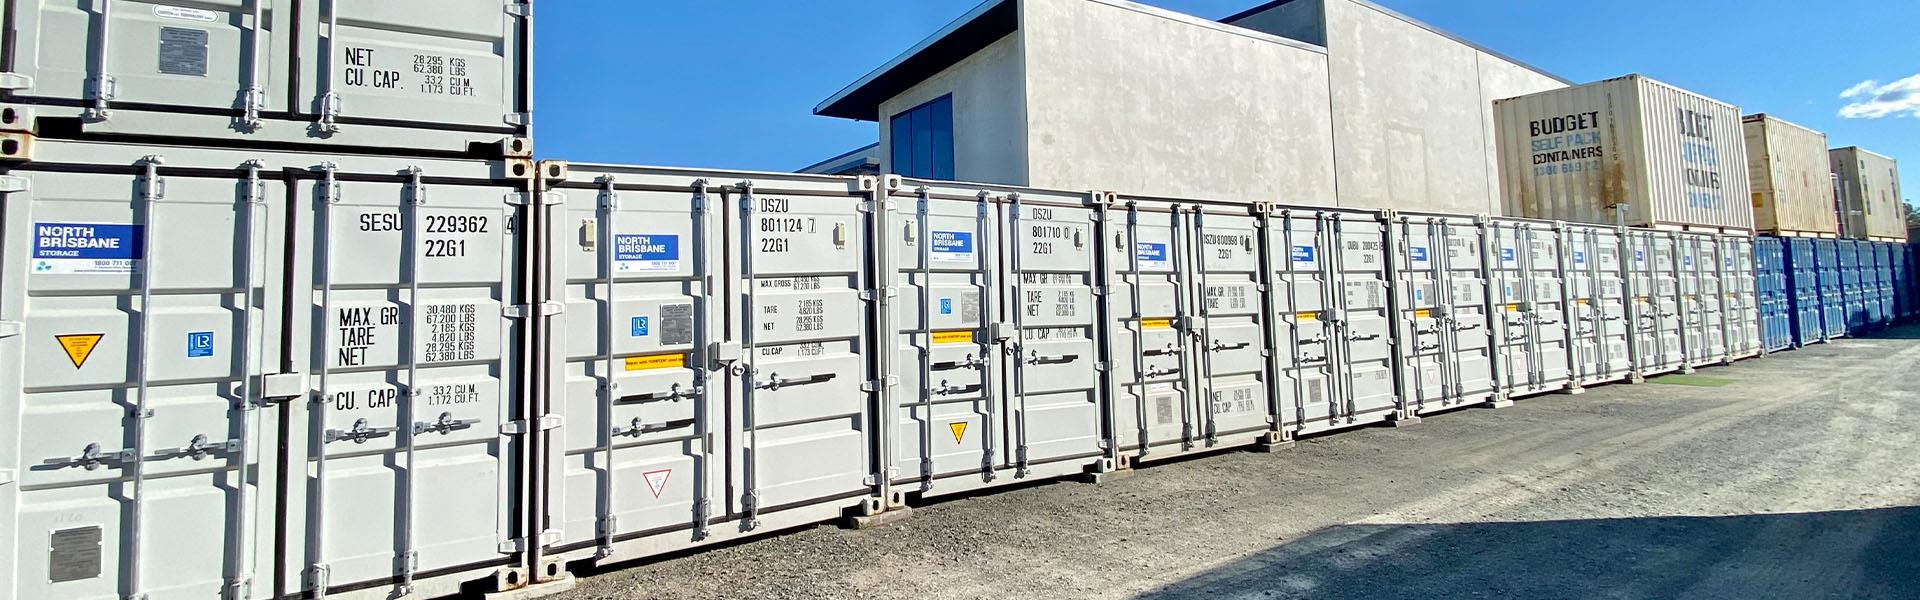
[1647,374,1737,387]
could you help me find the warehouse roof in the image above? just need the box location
[1222,0,1573,85]
[815,0,1327,121]
[796,142,882,175]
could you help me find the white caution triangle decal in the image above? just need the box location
[642,469,671,498]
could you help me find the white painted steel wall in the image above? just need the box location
[1829,147,1906,240]
[1494,75,1755,231]
[1020,0,1337,205]
[1742,114,1839,235]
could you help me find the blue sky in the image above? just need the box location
[534,0,1920,203]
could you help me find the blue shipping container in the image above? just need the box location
[1815,239,1848,339]
[1783,238,1826,345]
[1755,237,1793,352]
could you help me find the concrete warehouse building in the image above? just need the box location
[814,0,1566,213]
[1225,0,1569,214]
[814,0,1338,204]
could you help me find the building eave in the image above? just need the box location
[813,0,1019,121]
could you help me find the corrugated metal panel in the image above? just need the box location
[1494,74,1754,231]
[1755,237,1793,351]
[1830,148,1906,240]
[1742,115,1839,235]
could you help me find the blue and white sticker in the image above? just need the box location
[1136,242,1170,270]
[930,231,974,263]
[186,331,215,358]
[614,234,680,273]
[1573,250,1587,265]
[1501,247,1517,262]
[32,222,144,275]
[1410,246,1429,262]
[1291,245,1316,264]
[1635,250,1646,263]
[631,316,649,337]
[1684,255,1694,267]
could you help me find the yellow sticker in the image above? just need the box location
[1505,304,1523,313]
[1413,309,1433,319]
[56,334,104,369]
[949,422,968,443]
[1141,318,1174,330]
[624,353,687,371]
[932,330,974,345]
[1294,312,1319,321]
[1576,298,1591,305]
[1751,192,1765,208]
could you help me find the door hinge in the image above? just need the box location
[261,372,306,401]
[501,415,562,435]
[0,320,20,339]
[0,175,29,193]
[0,72,34,90]
[505,2,530,17]
[860,376,899,393]
[504,302,563,318]
[0,468,14,486]
[503,192,531,206]
[503,112,531,126]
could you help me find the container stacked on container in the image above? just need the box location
[1493,74,1754,234]
[0,2,537,600]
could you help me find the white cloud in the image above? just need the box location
[1838,74,1920,119]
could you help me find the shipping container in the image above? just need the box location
[1829,148,1905,241]
[1754,237,1792,352]
[531,163,883,573]
[1625,230,1688,377]
[1486,218,1572,396]
[1720,234,1761,359]
[1674,233,1727,367]
[1814,239,1849,338]
[1494,74,1754,231]
[881,178,1112,498]
[1390,213,1499,414]
[1102,195,1281,462]
[1741,115,1838,236]
[1265,207,1401,435]
[1839,240,1867,331]
[0,139,535,600]
[1561,223,1634,385]
[1780,237,1826,346]
[0,0,533,157]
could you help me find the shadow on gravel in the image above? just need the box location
[1139,506,1920,600]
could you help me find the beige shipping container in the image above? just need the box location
[1829,147,1907,240]
[1742,114,1840,236]
[1493,74,1755,231]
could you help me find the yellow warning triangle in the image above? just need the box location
[56,334,104,369]
[949,422,968,443]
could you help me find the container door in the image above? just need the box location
[3,0,280,125]
[1393,219,1445,411]
[1442,222,1496,403]
[730,183,872,526]
[1568,227,1630,385]
[1104,204,1198,456]
[2,162,279,600]
[296,166,520,595]
[297,0,527,137]
[1191,211,1271,442]
[1722,237,1759,357]
[1524,226,1570,389]
[546,176,722,560]
[891,188,996,490]
[1819,241,1846,338]
[1268,211,1340,434]
[1697,237,1728,362]
[1330,215,1396,421]
[1000,200,1102,473]
[1489,224,1530,395]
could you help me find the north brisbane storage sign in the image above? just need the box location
[32,222,144,275]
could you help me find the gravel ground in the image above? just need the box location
[554,327,1920,599]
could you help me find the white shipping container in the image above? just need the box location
[1742,114,1839,236]
[1829,147,1906,240]
[1494,74,1754,231]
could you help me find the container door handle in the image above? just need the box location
[151,435,242,461]
[615,383,702,405]
[324,419,397,444]
[41,443,138,471]
[755,372,838,391]
[413,412,481,436]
